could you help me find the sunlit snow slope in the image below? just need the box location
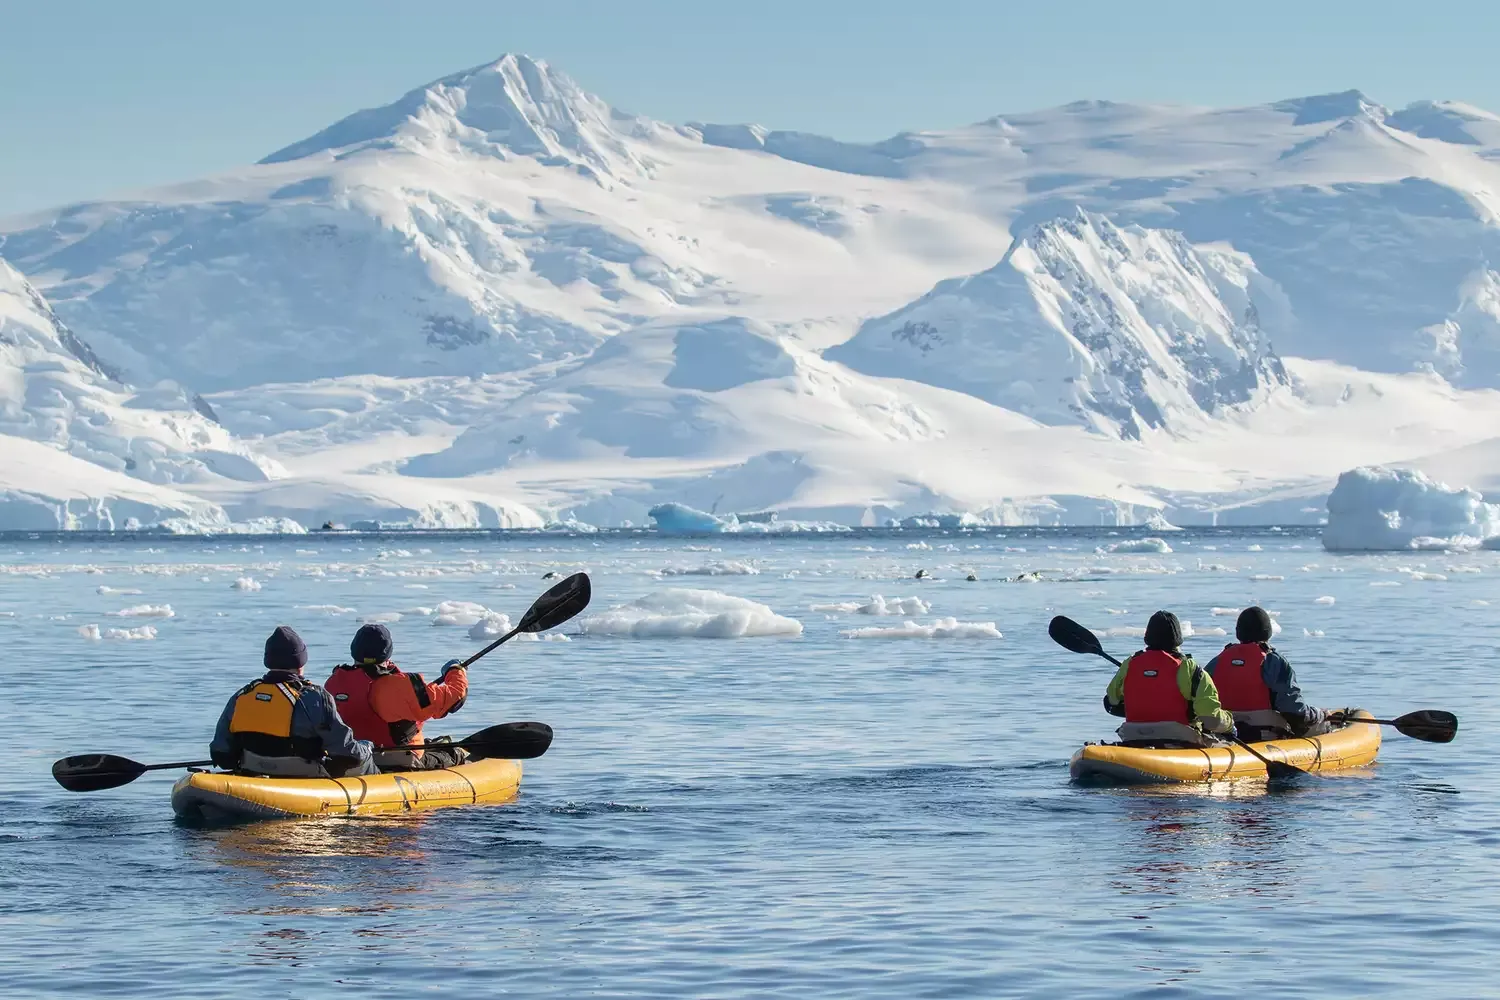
[4,56,1500,527]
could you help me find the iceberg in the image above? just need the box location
[1322,466,1500,551]
[579,588,802,638]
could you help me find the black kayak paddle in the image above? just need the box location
[1335,710,1458,744]
[461,571,591,668]
[1047,614,1311,781]
[52,721,554,793]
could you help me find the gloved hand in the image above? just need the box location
[441,658,466,679]
[1327,708,1357,726]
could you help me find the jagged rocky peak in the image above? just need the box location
[827,209,1289,439]
[261,53,659,178]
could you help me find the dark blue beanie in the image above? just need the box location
[351,623,394,664]
[264,625,308,672]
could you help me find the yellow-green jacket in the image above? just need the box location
[1104,652,1235,733]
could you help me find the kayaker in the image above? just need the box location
[1205,606,1334,742]
[325,623,469,771]
[1103,611,1235,747]
[209,625,377,778]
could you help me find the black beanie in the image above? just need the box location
[351,623,394,664]
[1144,611,1182,651]
[1236,606,1274,643]
[264,625,308,672]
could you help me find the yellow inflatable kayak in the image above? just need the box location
[171,757,523,821]
[1070,710,1381,783]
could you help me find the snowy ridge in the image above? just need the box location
[829,210,1289,438]
[6,59,1500,528]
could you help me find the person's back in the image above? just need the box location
[326,623,468,771]
[210,625,376,778]
[1207,607,1332,742]
[1104,611,1234,748]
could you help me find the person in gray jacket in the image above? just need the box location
[210,625,377,777]
[1205,607,1337,742]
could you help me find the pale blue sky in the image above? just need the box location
[3,0,1497,217]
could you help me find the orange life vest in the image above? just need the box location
[1122,649,1190,725]
[325,663,423,747]
[1213,642,1273,713]
[226,676,319,760]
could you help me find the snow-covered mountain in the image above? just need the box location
[4,56,1500,528]
[828,210,1290,438]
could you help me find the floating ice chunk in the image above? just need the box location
[361,612,402,623]
[1405,571,1448,581]
[1106,608,1129,615]
[1211,607,1238,616]
[1100,538,1173,554]
[1247,544,1264,552]
[1370,581,1402,587]
[1303,628,1326,638]
[1323,466,1500,551]
[841,617,1002,639]
[295,604,356,614]
[432,600,489,627]
[96,586,143,596]
[1448,566,1482,574]
[1249,574,1285,581]
[1197,563,1236,572]
[399,606,434,616]
[1144,512,1183,531]
[580,588,802,638]
[108,604,174,618]
[468,612,513,640]
[660,561,760,576]
[1315,596,1336,605]
[1474,599,1491,606]
[80,623,157,640]
[1196,626,1228,637]
[231,577,262,591]
[811,601,862,613]
[647,503,728,534]
[858,595,931,616]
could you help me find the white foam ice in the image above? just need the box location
[96,585,143,595]
[432,600,489,626]
[1303,628,1326,637]
[295,604,356,614]
[79,623,157,640]
[841,617,1002,639]
[231,576,262,591]
[580,588,802,638]
[1101,538,1173,554]
[811,595,931,615]
[107,603,174,618]
[1196,626,1229,636]
[361,611,402,623]
[660,561,760,576]
[1249,574,1285,581]
[1315,596,1336,604]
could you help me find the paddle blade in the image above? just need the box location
[1049,615,1105,657]
[457,722,554,761]
[1264,759,1309,781]
[52,754,147,792]
[1392,710,1459,744]
[518,572,591,633]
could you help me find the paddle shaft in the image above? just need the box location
[461,627,522,668]
[73,735,515,778]
[1090,645,1306,777]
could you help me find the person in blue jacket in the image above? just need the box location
[1205,607,1345,742]
[209,625,377,777]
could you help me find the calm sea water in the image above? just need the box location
[1,528,1495,998]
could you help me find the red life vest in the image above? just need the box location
[325,663,421,746]
[1122,649,1190,724]
[1213,642,1273,712]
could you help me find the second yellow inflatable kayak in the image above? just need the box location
[171,757,523,821]
[1070,710,1381,783]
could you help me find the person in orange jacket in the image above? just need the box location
[324,623,469,771]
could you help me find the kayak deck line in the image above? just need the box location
[171,757,523,821]
[1070,710,1381,784]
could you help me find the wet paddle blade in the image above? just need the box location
[1264,759,1309,781]
[518,573,591,633]
[456,722,554,760]
[52,754,147,792]
[1048,615,1106,658]
[1392,710,1458,744]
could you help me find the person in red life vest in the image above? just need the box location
[1205,606,1345,742]
[324,623,470,771]
[1103,611,1235,747]
[210,625,376,777]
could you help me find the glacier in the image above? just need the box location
[3,56,1500,531]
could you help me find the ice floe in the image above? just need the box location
[580,588,802,638]
[841,618,1002,639]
